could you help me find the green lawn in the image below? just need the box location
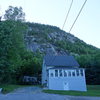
[0,85,100,96]
[0,84,34,94]
[43,85,100,97]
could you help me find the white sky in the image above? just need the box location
[0,0,100,48]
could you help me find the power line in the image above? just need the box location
[69,0,88,33]
[62,0,74,30]
[50,0,73,64]
[46,0,74,64]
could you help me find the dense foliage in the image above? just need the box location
[77,53,100,85]
[0,21,42,84]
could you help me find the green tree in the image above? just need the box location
[4,6,25,21]
[0,20,27,84]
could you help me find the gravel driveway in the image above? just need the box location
[0,87,100,100]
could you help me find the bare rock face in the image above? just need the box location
[48,31,77,43]
[25,36,57,54]
[24,23,80,55]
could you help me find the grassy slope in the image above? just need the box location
[43,85,100,97]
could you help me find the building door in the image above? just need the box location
[63,82,69,90]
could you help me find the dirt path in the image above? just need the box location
[0,87,100,100]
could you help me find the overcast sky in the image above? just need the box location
[0,0,100,48]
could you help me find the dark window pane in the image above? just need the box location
[80,69,83,76]
[59,70,62,77]
[76,70,79,76]
[68,71,71,77]
[72,72,75,76]
[55,70,58,77]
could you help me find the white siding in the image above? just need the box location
[48,69,87,91]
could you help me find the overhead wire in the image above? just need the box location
[49,0,88,65]
[62,0,74,30]
[69,0,88,33]
[49,0,74,64]
[45,0,88,64]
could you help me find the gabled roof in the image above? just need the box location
[44,55,79,67]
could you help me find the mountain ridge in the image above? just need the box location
[25,22,99,56]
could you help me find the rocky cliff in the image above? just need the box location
[24,22,99,56]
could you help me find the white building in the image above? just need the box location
[42,55,87,91]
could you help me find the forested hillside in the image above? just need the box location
[26,22,99,55]
[0,20,42,84]
[0,6,100,85]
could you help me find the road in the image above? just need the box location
[0,87,100,100]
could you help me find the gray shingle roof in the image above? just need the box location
[44,55,79,67]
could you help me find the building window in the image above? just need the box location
[64,70,67,77]
[50,73,53,77]
[72,71,75,76]
[55,70,58,77]
[59,70,63,77]
[68,71,71,77]
[76,70,79,76]
[80,69,84,76]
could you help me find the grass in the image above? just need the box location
[0,85,100,96]
[0,84,35,94]
[43,85,100,97]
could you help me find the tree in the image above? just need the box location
[4,6,25,21]
[76,53,100,85]
[0,20,27,84]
